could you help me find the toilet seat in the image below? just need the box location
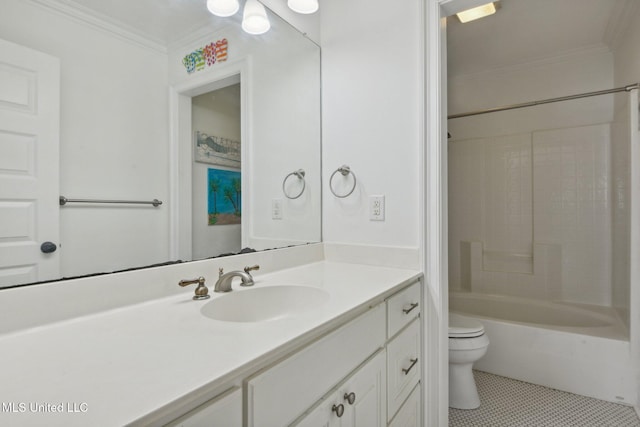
[449,313,484,338]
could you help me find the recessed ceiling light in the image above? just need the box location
[456,2,497,23]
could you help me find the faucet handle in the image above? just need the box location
[218,267,224,278]
[178,276,210,301]
[244,265,260,274]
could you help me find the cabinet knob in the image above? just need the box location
[332,403,344,418]
[344,392,356,405]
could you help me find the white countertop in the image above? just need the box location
[0,261,420,426]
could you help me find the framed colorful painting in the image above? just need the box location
[207,168,241,225]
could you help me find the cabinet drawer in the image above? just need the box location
[389,383,421,427]
[387,281,421,339]
[387,319,421,420]
[247,304,386,427]
[165,387,241,427]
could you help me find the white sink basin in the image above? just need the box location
[200,285,330,322]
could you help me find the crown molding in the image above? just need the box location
[27,0,167,54]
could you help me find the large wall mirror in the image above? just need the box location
[0,0,321,289]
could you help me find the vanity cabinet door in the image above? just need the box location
[293,399,336,427]
[294,350,387,427]
[343,350,387,427]
[388,384,421,427]
[165,387,241,427]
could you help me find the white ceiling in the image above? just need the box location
[59,0,237,46]
[447,0,637,77]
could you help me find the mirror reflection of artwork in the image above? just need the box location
[208,168,241,226]
[196,131,241,167]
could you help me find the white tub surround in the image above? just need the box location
[0,251,420,426]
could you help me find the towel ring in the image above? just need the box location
[329,165,357,198]
[282,169,306,199]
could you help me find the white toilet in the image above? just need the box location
[448,313,489,409]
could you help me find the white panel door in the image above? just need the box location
[0,38,60,287]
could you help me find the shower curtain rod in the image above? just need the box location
[448,83,639,120]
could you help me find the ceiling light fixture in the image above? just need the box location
[207,0,240,17]
[456,2,497,23]
[242,0,271,35]
[287,0,319,14]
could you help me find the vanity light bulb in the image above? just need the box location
[287,0,318,14]
[207,0,240,17]
[242,0,271,35]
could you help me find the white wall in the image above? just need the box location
[448,48,614,137]
[191,87,242,259]
[612,4,640,94]
[0,0,170,278]
[320,0,422,248]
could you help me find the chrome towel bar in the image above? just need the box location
[59,196,162,207]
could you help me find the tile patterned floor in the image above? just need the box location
[449,371,640,427]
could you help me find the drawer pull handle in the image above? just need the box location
[402,358,418,375]
[332,404,345,418]
[344,392,356,405]
[402,302,419,314]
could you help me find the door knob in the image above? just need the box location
[40,242,57,254]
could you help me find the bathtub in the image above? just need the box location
[449,292,637,405]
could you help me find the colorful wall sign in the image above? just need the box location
[183,38,229,74]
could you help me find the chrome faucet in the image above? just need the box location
[214,265,260,293]
[178,276,210,300]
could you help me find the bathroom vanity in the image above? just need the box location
[0,248,422,427]
[172,279,421,427]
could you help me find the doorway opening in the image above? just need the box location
[191,83,242,259]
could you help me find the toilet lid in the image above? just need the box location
[449,313,484,338]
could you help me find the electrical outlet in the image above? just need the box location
[369,195,385,221]
[272,198,283,220]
